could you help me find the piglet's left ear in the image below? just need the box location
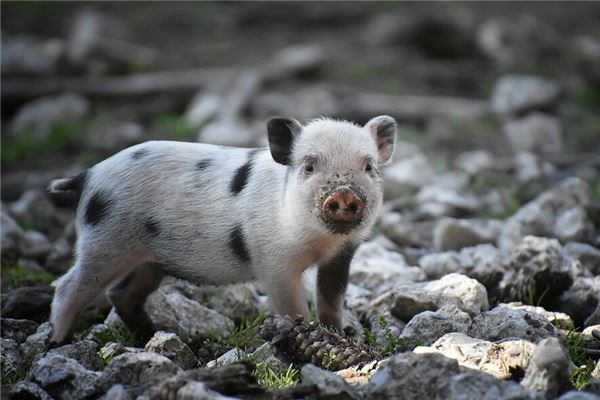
[364,115,397,165]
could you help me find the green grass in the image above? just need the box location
[576,88,600,109]
[363,315,405,357]
[0,259,55,291]
[252,362,300,390]
[1,121,88,164]
[348,62,377,82]
[153,114,198,140]
[525,284,550,307]
[205,312,266,353]
[89,325,136,348]
[565,329,596,390]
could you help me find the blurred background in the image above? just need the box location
[1,2,599,286]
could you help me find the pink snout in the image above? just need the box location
[322,189,365,226]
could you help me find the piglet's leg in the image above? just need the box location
[316,244,358,332]
[264,267,311,322]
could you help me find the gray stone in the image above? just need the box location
[582,326,600,353]
[99,342,141,366]
[85,119,144,152]
[400,306,471,350]
[379,213,433,247]
[9,188,69,235]
[558,276,600,328]
[176,381,240,400]
[102,384,132,400]
[98,352,182,398]
[1,209,24,258]
[383,153,436,196]
[301,363,361,399]
[443,370,542,400]
[554,207,589,243]
[433,218,501,251]
[1,286,53,323]
[499,178,590,253]
[414,332,537,380]
[566,242,600,276]
[366,310,405,351]
[503,113,563,155]
[6,381,53,400]
[469,304,558,343]
[521,338,571,398]
[498,236,580,308]
[31,354,100,400]
[1,338,21,383]
[505,302,574,330]
[47,340,102,371]
[20,229,52,259]
[491,75,560,116]
[1,33,62,75]
[0,318,39,343]
[514,152,555,182]
[455,150,495,175]
[249,342,291,375]
[585,305,600,327]
[349,241,425,293]
[206,348,245,368]
[185,92,221,126]
[9,92,90,138]
[20,322,52,359]
[146,288,234,343]
[415,184,480,216]
[556,391,600,400]
[144,331,197,370]
[367,352,461,399]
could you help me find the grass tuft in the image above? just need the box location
[565,329,596,390]
[1,258,55,291]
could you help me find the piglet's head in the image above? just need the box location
[267,116,396,236]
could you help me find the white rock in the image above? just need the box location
[19,230,52,259]
[177,381,239,400]
[400,306,471,350]
[419,244,503,280]
[514,152,555,182]
[455,150,494,175]
[144,331,197,370]
[554,207,588,242]
[491,75,560,116]
[383,153,436,196]
[504,113,563,155]
[301,363,360,399]
[433,218,501,251]
[206,348,245,368]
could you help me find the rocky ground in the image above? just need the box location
[1,3,600,400]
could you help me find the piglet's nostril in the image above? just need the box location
[329,202,340,213]
[348,203,358,214]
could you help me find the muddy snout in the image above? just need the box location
[322,189,365,231]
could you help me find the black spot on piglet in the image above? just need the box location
[145,218,160,237]
[230,161,252,194]
[85,191,114,226]
[132,148,149,160]
[196,159,212,171]
[229,225,251,263]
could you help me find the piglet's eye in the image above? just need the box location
[304,163,314,173]
[365,163,373,172]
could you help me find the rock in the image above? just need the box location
[0,318,39,343]
[585,305,600,327]
[387,272,489,322]
[19,230,53,260]
[344,283,372,310]
[31,354,101,400]
[102,384,132,400]
[176,381,240,400]
[47,340,102,371]
[146,289,234,343]
[1,286,54,323]
[505,303,574,330]
[1,33,62,75]
[566,242,600,276]
[367,352,460,399]
[85,119,144,152]
[9,92,90,138]
[557,391,600,400]
[349,241,425,293]
[443,370,542,400]
[335,360,382,385]
[98,342,140,365]
[248,343,290,374]
[45,236,74,274]
[514,152,556,182]
[415,184,480,217]
[503,113,563,155]
[206,348,245,369]
[366,310,405,350]
[1,338,21,382]
[301,363,361,399]
[433,218,501,251]
[555,207,589,243]
[582,326,600,353]
[521,338,571,398]
[185,92,222,126]
[6,381,53,400]
[9,188,68,235]
[491,75,561,116]
[498,236,579,308]
[558,277,600,328]
[144,331,197,370]
[469,304,558,343]
[1,210,25,258]
[98,352,182,398]
[383,153,436,196]
[455,150,494,175]
[400,306,471,350]
[20,322,52,358]
[379,213,433,247]
[414,332,537,380]
[499,178,591,253]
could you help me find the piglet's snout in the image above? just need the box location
[322,189,364,225]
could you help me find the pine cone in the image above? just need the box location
[260,315,373,371]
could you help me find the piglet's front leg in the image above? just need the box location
[316,243,358,332]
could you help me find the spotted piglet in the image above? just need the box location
[47,116,397,345]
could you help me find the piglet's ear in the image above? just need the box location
[364,115,397,165]
[267,117,302,165]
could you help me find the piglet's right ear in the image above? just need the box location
[267,117,302,165]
